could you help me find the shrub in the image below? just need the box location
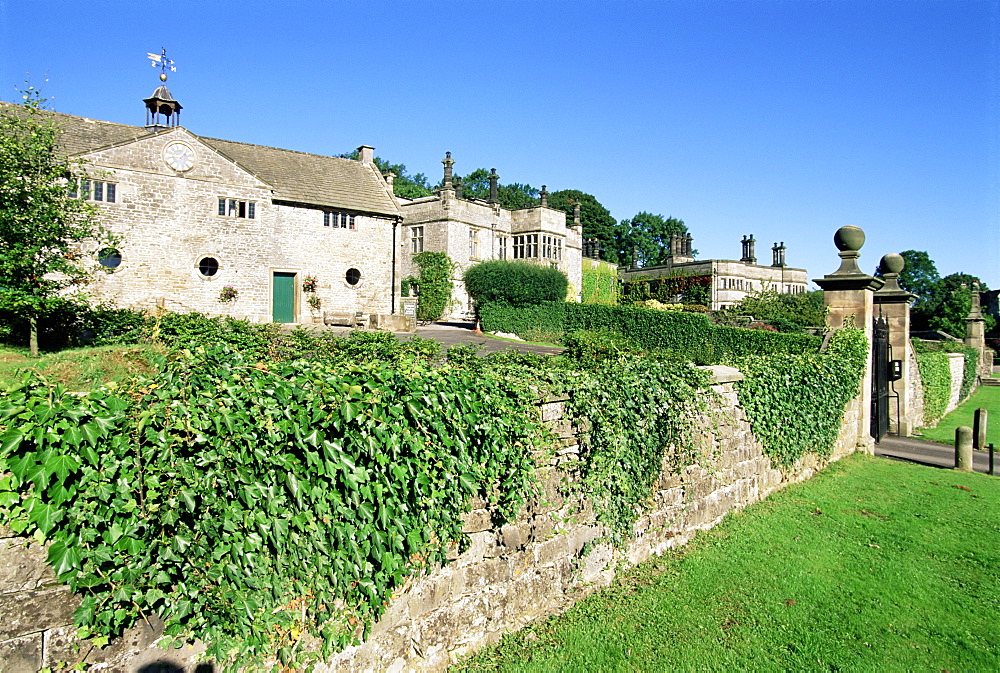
[480,301,821,362]
[464,260,568,308]
[413,252,454,322]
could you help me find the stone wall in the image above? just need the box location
[906,343,926,431]
[82,128,396,323]
[945,352,966,415]
[0,366,865,672]
[399,191,583,320]
[319,365,865,671]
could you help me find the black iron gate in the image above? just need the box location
[871,317,890,442]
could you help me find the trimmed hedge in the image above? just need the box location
[464,260,568,308]
[480,301,820,361]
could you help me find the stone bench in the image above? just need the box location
[323,311,368,328]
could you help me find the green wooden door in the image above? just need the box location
[272,272,296,323]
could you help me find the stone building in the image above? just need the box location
[397,154,582,320]
[619,233,809,310]
[5,80,584,326]
[3,84,405,324]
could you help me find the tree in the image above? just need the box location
[875,250,940,300]
[0,90,115,356]
[917,272,995,336]
[456,168,540,210]
[621,212,688,267]
[340,150,434,199]
[547,189,623,265]
[715,289,827,333]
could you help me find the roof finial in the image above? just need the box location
[147,47,177,82]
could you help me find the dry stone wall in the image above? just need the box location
[319,366,865,672]
[0,366,864,672]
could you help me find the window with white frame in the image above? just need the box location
[469,228,480,259]
[323,211,356,229]
[513,234,538,259]
[498,236,507,260]
[218,198,256,219]
[411,226,424,254]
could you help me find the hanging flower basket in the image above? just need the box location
[218,285,239,303]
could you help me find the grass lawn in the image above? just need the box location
[917,384,1000,448]
[458,454,1000,671]
[0,344,162,390]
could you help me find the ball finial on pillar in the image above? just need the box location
[833,225,865,252]
[879,252,904,275]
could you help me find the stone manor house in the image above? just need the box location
[619,233,809,311]
[6,83,582,324]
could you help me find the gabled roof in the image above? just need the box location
[201,137,399,216]
[0,101,400,218]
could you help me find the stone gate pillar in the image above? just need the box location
[814,226,884,451]
[873,253,917,436]
[965,282,989,376]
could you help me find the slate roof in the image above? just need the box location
[0,101,400,217]
[202,137,399,216]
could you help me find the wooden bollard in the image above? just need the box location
[955,426,973,472]
[973,408,988,449]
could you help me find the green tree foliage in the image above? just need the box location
[412,252,454,322]
[912,272,995,336]
[464,260,568,308]
[621,212,688,267]
[457,168,540,210]
[715,289,827,333]
[0,90,116,356]
[340,150,433,199]
[885,250,940,299]
[548,190,623,264]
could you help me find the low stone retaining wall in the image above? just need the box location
[0,367,865,672]
[320,366,864,671]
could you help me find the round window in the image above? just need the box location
[98,248,122,269]
[346,268,361,286]
[199,257,220,277]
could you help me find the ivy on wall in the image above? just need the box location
[0,346,541,669]
[732,327,867,466]
[0,311,868,669]
[581,263,620,305]
[621,274,712,305]
[912,339,978,425]
[563,358,710,541]
[412,252,454,322]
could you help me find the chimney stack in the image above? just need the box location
[488,168,499,204]
[357,145,375,164]
[441,152,454,189]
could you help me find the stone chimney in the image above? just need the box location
[384,171,395,191]
[488,169,499,204]
[771,241,786,267]
[357,145,375,164]
[441,152,454,189]
[741,235,757,265]
[454,176,463,199]
[573,202,581,227]
[540,185,548,208]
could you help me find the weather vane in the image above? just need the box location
[146,48,176,82]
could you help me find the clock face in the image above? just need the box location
[164,142,196,172]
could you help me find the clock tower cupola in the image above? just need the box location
[143,48,182,130]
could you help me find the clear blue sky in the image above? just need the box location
[2,0,996,289]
